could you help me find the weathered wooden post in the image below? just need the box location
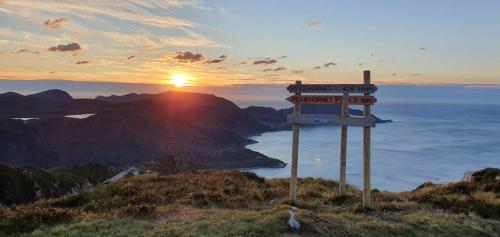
[290,80,301,204]
[285,76,377,205]
[362,70,372,207]
[339,91,348,195]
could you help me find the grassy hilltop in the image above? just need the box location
[1,169,500,237]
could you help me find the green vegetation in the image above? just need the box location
[1,169,499,237]
[0,163,115,205]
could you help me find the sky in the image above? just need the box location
[1,0,500,86]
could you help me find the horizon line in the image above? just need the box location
[1,78,500,87]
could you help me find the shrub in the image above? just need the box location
[0,207,73,234]
[118,204,155,218]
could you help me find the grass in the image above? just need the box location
[0,169,499,237]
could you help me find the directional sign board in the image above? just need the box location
[287,84,377,94]
[287,114,375,127]
[286,95,377,105]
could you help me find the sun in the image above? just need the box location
[170,73,189,87]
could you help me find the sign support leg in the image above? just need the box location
[339,92,348,195]
[290,81,302,204]
[363,71,372,208]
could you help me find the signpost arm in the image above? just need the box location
[362,71,372,208]
[290,81,301,204]
[339,91,348,195]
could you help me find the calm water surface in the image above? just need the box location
[247,103,500,192]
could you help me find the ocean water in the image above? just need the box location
[247,102,500,192]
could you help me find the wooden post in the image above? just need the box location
[339,91,348,195]
[290,81,301,204]
[362,70,372,208]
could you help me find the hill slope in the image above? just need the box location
[1,168,499,237]
[0,91,284,168]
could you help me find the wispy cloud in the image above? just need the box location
[273,67,286,71]
[207,58,223,64]
[44,18,67,29]
[291,70,303,74]
[0,1,198,28]
[306,20,321,27]
[253,59,277,65]
[17,49,39,54]
[324,62,336,67]
[127,55,135,60]
[206,55,227,64]
[75,60,90,64]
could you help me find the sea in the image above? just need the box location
[247,87,500,192]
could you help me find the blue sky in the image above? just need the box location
[0,0,499,85]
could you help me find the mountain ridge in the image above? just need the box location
[0,89,388,170]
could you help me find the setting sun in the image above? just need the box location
[170,74,189,87]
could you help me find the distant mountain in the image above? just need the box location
[0,89,110,119]
[27,89,73,102]
[0,89,388,170]
[95,92,155,103]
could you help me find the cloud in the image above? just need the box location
[273,67,287,71]
[277,56,287,59]
[419,47,427,51]
[48,42,82,52]
[206,59,222,64]
[75,60,90,64]
[392,73,398,76]
[2,1,198,29]
[324,62,337,67]
[127,55,135,60]
[206,58,223,64]
[313,66,321,69]
[44,18,67,29]
[206,55,226,64]
[143,44,157,50]
[291,70,303,74]
[262,67,286,72]
[306,20,321,27]
[17,49,39,54]
[253,59,277,65]
[173,51,203,62]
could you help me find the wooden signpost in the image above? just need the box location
[286,70,376,208]
[286,95,377,105]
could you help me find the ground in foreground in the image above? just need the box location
[1,169,500,237]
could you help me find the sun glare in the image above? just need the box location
[171,74,189,87]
